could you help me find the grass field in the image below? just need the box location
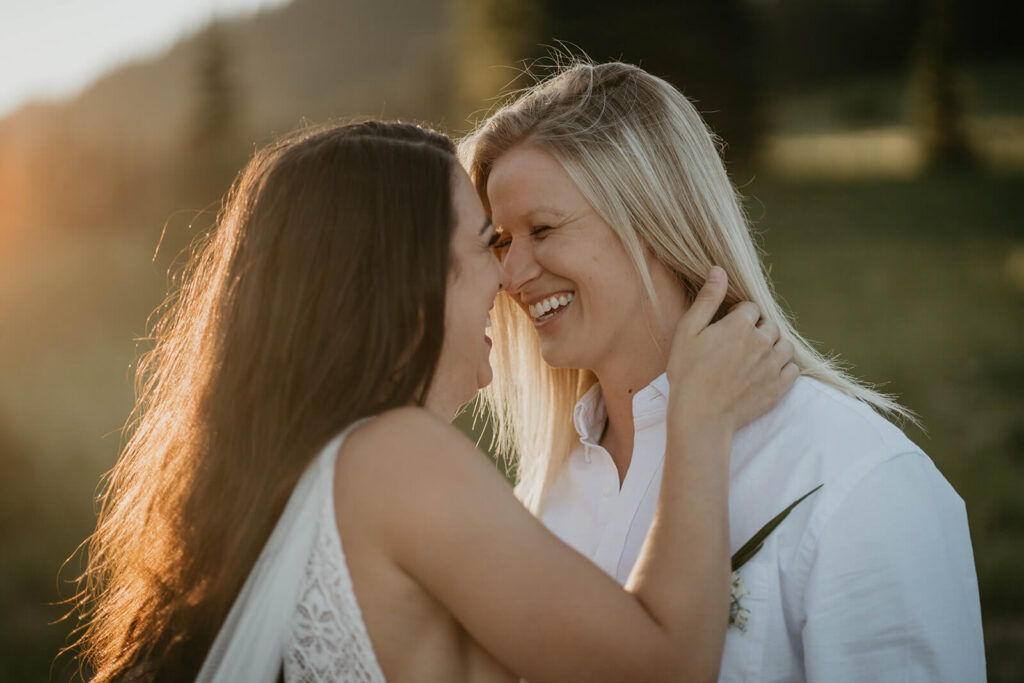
[1,167,1021,679]
[747,171,1024,681]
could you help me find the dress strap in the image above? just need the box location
[196,417,374,683]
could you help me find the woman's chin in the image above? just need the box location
[476,364,494,391]
[538,346,576,370]
[448,367,491,412]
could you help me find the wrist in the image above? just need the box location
[668,396,736,439]
[665,414,734,470]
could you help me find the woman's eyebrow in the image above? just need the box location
[526,207,568,221]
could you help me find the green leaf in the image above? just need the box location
[731,483,823,572]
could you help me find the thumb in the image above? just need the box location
[682,266,728,332]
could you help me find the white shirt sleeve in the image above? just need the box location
[801,451,986,682]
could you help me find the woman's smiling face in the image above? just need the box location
[486,143,659,372]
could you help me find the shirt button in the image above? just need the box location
[602,483,613,498]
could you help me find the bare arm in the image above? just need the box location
[340,268,796,683]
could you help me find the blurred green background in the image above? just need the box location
[0,0,1021,680]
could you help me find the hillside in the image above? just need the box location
[0,0,473,249]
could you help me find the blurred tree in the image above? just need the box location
[181,21,247,206]
[912,0,975,169]
[476,0,765,167]
[950,0,1024,62]
[559,0,764,167]
[762,0,920,91]
[451,0,543,128]
[758,0,1020,94]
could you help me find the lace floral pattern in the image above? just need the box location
[282,490,386,682]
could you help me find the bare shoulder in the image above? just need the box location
[337,406,477,476]
[332,407,506,548]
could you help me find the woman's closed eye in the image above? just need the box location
[491,226,552,254]
[530,225,553,238]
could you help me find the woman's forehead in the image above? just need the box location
[489,144,562,182]
[518,205,568,222]
[488,149,582,221]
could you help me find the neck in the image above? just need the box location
[595,271,689,483]
[594,350,670,483]
[423,385,462,423]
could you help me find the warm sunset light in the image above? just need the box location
[0,1,1019,681]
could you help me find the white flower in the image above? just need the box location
[734,607,751,631]
[727,483,823,633]
[730,571,750,600]
[729,570,752,631]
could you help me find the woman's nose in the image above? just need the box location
[501,239,542,295]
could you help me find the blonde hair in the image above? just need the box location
[460,60,913,513]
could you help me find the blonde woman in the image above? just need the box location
[462,61,985,681]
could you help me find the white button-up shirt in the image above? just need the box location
[542,375,986,682]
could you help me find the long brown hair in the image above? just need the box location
[74,121,458,680]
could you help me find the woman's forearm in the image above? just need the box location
[624,408,732,681]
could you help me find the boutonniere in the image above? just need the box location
[728,484,823,631]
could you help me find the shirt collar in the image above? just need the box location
[633,373,671,430]
[572,372,671,440]
[573,382,607,443]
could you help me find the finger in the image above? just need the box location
[725,301,760,328]
[756,319,781,345]
[682,266,728,332]
[781,361,801,386]
[772,338,795,366]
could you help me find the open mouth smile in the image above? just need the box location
[528,292,575,325]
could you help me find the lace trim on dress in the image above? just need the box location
[282,459,386,682]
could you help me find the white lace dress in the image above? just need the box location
[195,422,385,683]
[282,446,387,682]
